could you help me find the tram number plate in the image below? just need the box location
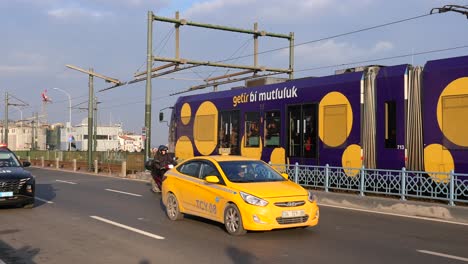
[0,192,13,198]
[282,210,305,218]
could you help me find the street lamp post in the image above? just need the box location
[52,88,72,151]
[11,106,24,149]
[11,106,23,127]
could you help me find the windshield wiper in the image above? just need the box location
[229,179,243,183]
[230,179,256,183]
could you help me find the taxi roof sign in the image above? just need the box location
[218,148,231,156]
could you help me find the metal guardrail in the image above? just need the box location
[273,163,468,206]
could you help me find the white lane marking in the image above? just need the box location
[90,216,165,240]
[319,203,468,227]
[55,180,77,185]
[417,250,468,262]
[105,189,142,197]
[35,197,54,204]
[0,258,6,264]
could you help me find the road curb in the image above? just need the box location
[315,190,468,224]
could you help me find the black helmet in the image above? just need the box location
[158,145,168,152]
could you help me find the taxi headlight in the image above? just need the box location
[240,192,268,207]
[308,190,317,203]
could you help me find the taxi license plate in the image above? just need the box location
[0,192,13,198]
[282,210,305,218]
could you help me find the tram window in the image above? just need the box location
[195,114,215,141]
[218,111,240,155]
[442,95,468,148]
[324,105,347,147]
[219,114,229,148]
[385,101,397,149]
[265,111,280,147]
[245,112,260,147]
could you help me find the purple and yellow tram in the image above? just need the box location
[166,55,468,177]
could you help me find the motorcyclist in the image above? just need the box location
[150,145,176,193]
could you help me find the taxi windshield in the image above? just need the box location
[218,161,286,183]
[0,152,21,167]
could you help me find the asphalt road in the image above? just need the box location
[1,168,468,264]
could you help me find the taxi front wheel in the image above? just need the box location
[166,193,184,221]
[224,204,246,235]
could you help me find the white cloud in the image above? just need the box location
[186,0,251,14]
[11,52,48,62]
[0,52,49,76]
[2,0,167,8]
[0,65,43,74]
[293,39,394,67]
[47,7,111,19]
[92,0,169,8]
[372,41,394,53]
[184,0,373,23]
[45,0,169,20]
[0,0,57,7]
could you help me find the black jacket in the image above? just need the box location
[150,152,176,171]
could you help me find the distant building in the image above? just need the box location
[47,124,63,150]
[2,118,142,152]
[0,122,47,150]
[118,134,144,152]
[60,119,123,151]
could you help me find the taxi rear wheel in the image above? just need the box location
[166,193,183,220]
[224,204,246,235]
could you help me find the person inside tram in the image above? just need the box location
[230,125,238,153]
[266,121,280,147]
[266,121,279,139]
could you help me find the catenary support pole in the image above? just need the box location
[88,69,94,171]
[144,11,154,161]
[4,92,8,144]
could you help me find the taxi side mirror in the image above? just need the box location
[159,112,164,122]
[281,173,289,180]
[205,176,220,184]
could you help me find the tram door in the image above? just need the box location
[218,110,240,155]
[287,104,318,165]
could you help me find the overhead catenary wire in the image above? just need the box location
[156,28,175,58]
[27,93,89,109]
[205,37,254,80]
[96,42,468,105]
[8,94,27,105]
[135,27,176,74]
[98,94,173,110]
[295,44,468,73]
[95,8,463,106]
[152,11,437,70]
[205,13,436,64]
[37,7,466,135]
[170,43,468,95]
[104,10,440,92]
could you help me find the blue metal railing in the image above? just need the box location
[271,163,468,206]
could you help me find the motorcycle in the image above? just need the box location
[145,156,177,192]
[158,163,175,187]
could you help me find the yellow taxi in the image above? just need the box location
[161,155,319,235]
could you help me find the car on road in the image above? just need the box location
[0,146,35,208]
[161,155,319,235]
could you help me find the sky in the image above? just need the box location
[1,0,467,147]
